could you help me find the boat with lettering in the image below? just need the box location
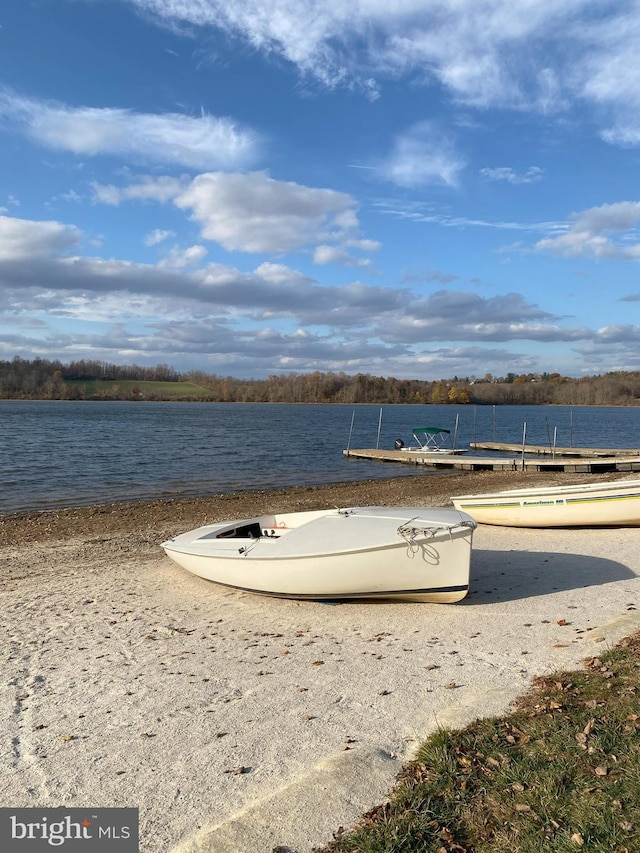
[451,478,640,528]
[161,506,477,602]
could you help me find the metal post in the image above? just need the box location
[570,410,574,447]
[346,409,355,453]
[376,407,383,449]
[521,422,527,470]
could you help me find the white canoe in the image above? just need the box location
[161,506,477,602]
[451,478,640,528]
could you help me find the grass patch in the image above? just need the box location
[64,379,212,400]
[317,632,640,853]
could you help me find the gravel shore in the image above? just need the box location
[0,468,629,546]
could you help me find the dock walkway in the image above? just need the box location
[470,441,640,458]
[343,448,640,474]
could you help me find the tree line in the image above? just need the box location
[1,356,639,406]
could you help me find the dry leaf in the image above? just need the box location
[571,832,585,846]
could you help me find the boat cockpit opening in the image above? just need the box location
[217,522,264,539]
[216,521,288,540]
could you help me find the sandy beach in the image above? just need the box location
[1,470,639,853]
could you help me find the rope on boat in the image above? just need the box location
[238,537,260,555]
[397,519,475,548]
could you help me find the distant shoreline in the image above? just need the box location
[1,397,639,407]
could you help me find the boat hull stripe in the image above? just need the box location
[187,581,469,600]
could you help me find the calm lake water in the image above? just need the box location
[1,401,639,515]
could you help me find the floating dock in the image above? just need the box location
[343,448,640,474]
[470,442,640,458]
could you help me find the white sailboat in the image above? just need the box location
[162,506,477,602]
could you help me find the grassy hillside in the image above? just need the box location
[65,379,212,400]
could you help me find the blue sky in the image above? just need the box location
[1,0,639,380]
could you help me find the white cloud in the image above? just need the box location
[93,171,366,255]
[313,245,373,268]
[0,214,82,260]
[125,1,640,146]
[158,245,208,268]
[480,166,544,184]
[60,189,83,203]
[594,324,640,344]
[536,201,640,259]
[130,0,371,89]
[2,212,629,377]
[380,122,466,188]
[92,176,185,206]
[573,8,640,146]
[0,214,598,345]
[144,229,175,246]
[374,198,566,239]
[0,89,260,170]
[376,290,583,344]
[175,171,363,252]
[348,238,381,252]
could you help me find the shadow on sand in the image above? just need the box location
[465,547,637,604]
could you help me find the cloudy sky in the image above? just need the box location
[1,0,639,380]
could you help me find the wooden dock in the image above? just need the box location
[470,441,640,458]
[343,448,640,474]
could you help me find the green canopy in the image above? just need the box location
[412,426,450,435]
